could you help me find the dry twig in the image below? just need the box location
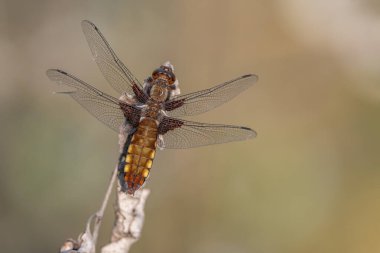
[59,166,149,253]
[101,189,150,253]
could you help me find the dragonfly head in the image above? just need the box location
[152,65,176,86]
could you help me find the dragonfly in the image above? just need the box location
[47,20,258,195]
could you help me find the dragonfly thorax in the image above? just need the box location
[143,100,162,118]
[149,81,170,102]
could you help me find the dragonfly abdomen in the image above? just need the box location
[120,117,157,194]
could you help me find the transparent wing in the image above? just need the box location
[158,117,256,149]
[47,69,127,132]
[81,20,143,95]
[164,74,258,117]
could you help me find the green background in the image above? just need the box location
[1,1,380,252]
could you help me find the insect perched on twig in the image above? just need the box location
[47,20,258,195]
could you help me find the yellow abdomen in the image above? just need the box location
[123,118,157,194]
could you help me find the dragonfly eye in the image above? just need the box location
[167,71,176,84]
[152,70,160,79]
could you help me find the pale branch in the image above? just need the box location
[101,188,150,253]
[59,165,150,253]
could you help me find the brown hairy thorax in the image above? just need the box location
[149,81,169,102]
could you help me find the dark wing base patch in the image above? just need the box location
[158,117,184,135]
[164,98,185,111]
[132,83,148,103]
[119,102,141,127]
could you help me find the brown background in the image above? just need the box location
[1,0,380,252]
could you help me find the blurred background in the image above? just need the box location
[1,0,380,252]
